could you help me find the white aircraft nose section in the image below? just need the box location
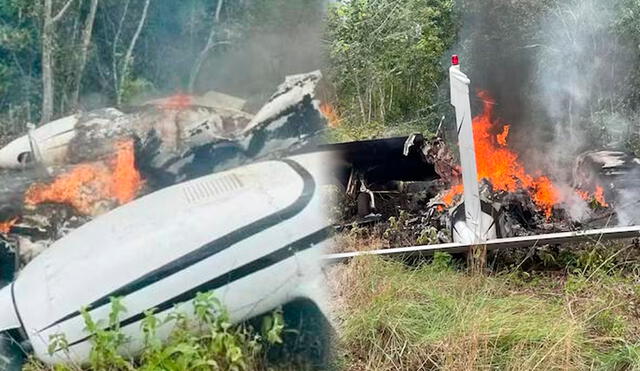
[10,153,333,365]
[0,137,32,169]
[0,114,79,169]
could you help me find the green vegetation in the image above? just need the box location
[24,292,288,371]
[333,223,640,370]
[3,1,640,370]
[0,0,325,128]
[326,0,457,141]
[333,249,640,370]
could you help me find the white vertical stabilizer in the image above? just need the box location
[449,56,488,244]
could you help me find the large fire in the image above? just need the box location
[443,91,606,218]
[594,186,608,207]
[25,140,143,215]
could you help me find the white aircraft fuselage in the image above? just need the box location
[0,151,333,365]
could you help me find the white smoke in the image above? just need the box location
[534,0,635,172]
[531,0,639,223]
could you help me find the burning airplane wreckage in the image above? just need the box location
[0,71,337,368]
[0,71,329,256]
[326,56,640,262]
[0,56,639,367]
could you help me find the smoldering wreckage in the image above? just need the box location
[0,59,639,369]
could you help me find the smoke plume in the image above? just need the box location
[534,0,636,172]
[197,14,327,110]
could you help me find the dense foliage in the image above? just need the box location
[0,0,324,130]
[0,1,41,127]
[326,0,457,139]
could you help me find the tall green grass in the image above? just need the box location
[336,253,640,370]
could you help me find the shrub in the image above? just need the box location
[26,292,284,371]
[326,0,457,133]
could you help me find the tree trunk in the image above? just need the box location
[41,0,54,124]
[112,0,130,102]
[70,0,99,110]
[41,0,77,124]
[116,0,151,105]
[188,0,225,93]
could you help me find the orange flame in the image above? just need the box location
[576,189,590,201]
[443,91,612,218]
[25,141,143,215]
[443,91,559,217]
[319,103,341,128]
[594,186,608,207]
[110,141,143,204]
[576,186,608,208]
[160,94,193,111]
[496,125,510,146]
[0,218,17,234]
[442,184,464,206]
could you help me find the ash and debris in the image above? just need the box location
[423,136,460,184]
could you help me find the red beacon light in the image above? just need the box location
[451,54,459,66]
